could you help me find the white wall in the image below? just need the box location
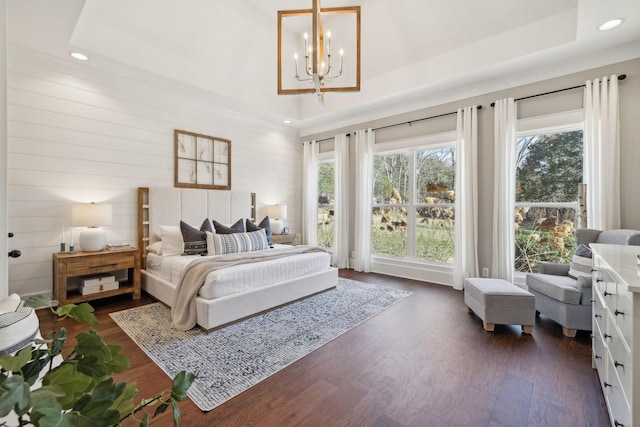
[7,45,302,297]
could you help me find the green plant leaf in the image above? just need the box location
[30,396,64,427]
[24,294,58,309]
[153,402,169,417]
[170,371,196,402]
[42,363,94,409]
[21,350,53,386]
[77,356,110,379]
[105,353,130,374]
[55,303,76,317]
[0,346,32,373]
[51,327,67,356]
[0,375,30,417]
[69,303,99,326]
[30,385,66,405]
[140,412,149,427]
[110,382,137,419]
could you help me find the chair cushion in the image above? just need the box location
[526,273,582,305]
[568,244,592,279]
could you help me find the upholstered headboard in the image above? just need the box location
[137,187,256,261]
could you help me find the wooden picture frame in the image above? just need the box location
[174,129,231,190]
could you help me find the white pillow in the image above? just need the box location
[159,225,183,256]
[146,241,163,255]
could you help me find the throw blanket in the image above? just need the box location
[171,245,327,330]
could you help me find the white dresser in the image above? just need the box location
[591,244,640,427]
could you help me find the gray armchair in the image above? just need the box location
[526,228,640,337]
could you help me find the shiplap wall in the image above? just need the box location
[7,45,302,297]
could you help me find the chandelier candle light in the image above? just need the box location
[277,0,360,104]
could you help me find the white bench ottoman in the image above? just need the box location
[464,278,535,334]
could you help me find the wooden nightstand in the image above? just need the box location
[271,233,301,245]
[53,248,141,306]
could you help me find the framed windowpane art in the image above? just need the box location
[175,129,231,190]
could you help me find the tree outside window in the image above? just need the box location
[515,130,583,272]
[317,161,335,248]
[372,145,456,263]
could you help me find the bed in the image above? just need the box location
[137,187,338,331]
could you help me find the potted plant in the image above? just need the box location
[0,297,195,426]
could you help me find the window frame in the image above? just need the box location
[317,153,335,249]
[513,109,584,279]
[372,131,457,264]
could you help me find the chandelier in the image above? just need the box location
[278,0,360,105]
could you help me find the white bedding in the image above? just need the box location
[145,246,331,300]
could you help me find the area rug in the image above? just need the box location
[110,278,411,411]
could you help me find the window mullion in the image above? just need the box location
[407,150,416,259]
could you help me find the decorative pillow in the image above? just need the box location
[159,225,183,256]
[201,218,213,233]
[245,216,273,247]
[213,218,244,234]
[146,241,163,255]
[568,243,593,279]
[211,229,269,255]
[180,220,208,256]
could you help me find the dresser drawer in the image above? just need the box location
[592,330,607,381]
[614,287,633,348]
[607,319,632,400]
[605,353,631,427]
[593,294,606,336]
[603,271,617,307]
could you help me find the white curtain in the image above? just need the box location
[332,134,350,268]
[353,128,374,272]
[333,134,350,268]
[492,98,517,282]
[453,107,479,290]
[302,140,319,246]
[584,75,620,231]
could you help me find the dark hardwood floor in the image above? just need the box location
[38,271,610,427]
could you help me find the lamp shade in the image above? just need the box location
[72,203,112,227]
[267,204,287,220]
[71,203,112,252]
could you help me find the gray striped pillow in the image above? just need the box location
[568,244,592,279]
[211,229,269,255]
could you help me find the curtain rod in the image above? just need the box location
[373,104,483,132]
[490,74,626,107]
[308,104,484,143]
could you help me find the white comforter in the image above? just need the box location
[145,245,331,300]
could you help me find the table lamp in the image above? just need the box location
[267,204,287,235]
[72,202,112,251]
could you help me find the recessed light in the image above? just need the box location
[283,120,292,124]
[69,52,89,61]
[598,18,623,31]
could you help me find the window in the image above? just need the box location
[514,129,583,272]
[317,160,335,248]
[372,144,456,263]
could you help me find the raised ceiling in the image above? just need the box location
[8,0,640,134]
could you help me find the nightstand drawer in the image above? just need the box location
[66,255,134,276]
